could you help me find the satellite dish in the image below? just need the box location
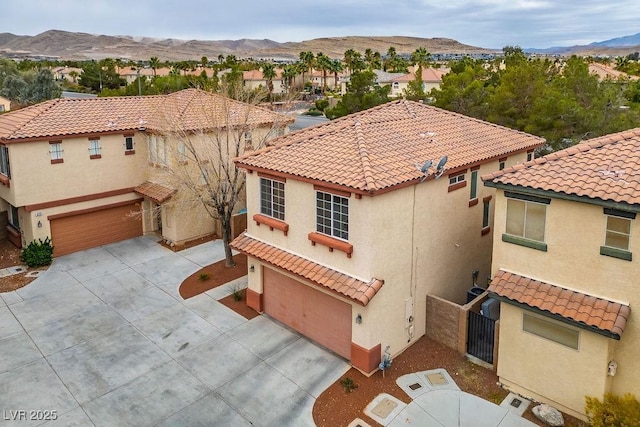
[434,155,448,179]
[414,160,433,183]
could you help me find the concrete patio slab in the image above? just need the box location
[229,315,300,359]
[63,248,128,282]
[396,372,431,399]
[217,362,316,427]
[413,389,461,427]
[83,269,177,322]
[41,406,95,426]
[27,301,126,355]
[0,306,23,338]
[156,392,253,427]
[184,294,248,332]
[204,275,248,300]
[500,392,531,417]
[176,334,260,390]
[133,254,201,286]
[0,359,78,427]
[132,304,222,357]
[364,393,407,426]
[82,361,209,427]
[1,290,23,306]
[179,239,226,267]
[102,236,171,267]
[15,270,80,301]
[9,283,105,332]
[0,331,41,374]
[499,411,538,426]
[267,337,350,398]
[46,323,171,404]
[387,400,443,426]
[459,391,511,427]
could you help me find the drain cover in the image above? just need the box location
[426,372,448,386]
[409,383,422,390]
[371,398,398,418]
[510,398,522,408]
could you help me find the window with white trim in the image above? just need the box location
[89,139,101,157]
[523,312,579,350]
[0,145,9,177]
[50,143,63,161]
[147,135,156,163]
[449,173,465,186]
[316,191,349,240]
[470,170,478,200]
[604,215,631,251]
[506,198,546,243]
[177,141,187,163]
[260,178,285,220]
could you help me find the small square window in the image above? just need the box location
[125,136,134,151]
[604,215,631,251]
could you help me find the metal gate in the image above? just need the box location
[467,311,496,364]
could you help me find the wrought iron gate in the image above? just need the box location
[467,311,496,364]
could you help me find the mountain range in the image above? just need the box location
[0,30,639,61]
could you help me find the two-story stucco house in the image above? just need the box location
[0,89,289,256]
[231,100,543,374]
[483,129,640,420]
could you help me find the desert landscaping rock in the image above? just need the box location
[533,403,564,426]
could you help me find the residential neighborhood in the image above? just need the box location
[2,8,640,426]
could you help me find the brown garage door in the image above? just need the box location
[263,268,352,359]
[50,202,142,256]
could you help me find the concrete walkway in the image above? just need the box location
[0,236,349,426]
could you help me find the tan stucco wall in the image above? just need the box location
[244,152,527,362]
[491,190,640,413]
[0,97,10,113]
[5,133,147,208]
[498,304,613,419]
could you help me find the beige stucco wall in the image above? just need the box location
[491,189,640,414]
[3,133,147,208]
[498,304,613,419]
[244,152,528,361]
[0,96,10,113]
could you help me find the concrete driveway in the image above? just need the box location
[0,236,349,426]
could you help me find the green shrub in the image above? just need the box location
[303,108,324,117]
[198,272,210,281]
[340,377,358,393]
[586,393,640,426]
[315,99,329,111]
[20,237,54,267]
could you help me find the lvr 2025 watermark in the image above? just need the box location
[3,410,58,421]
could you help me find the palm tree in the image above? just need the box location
[343,48,357,74]
[329,59,343,91]
[315,52,332,93]
[281,64,297,94]
[68,70,79,83]
[261,63,276,101]
[149,56,160,78]
[299,51,315,90]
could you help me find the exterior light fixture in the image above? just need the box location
[249,264,255,273]
[355,314,362,324]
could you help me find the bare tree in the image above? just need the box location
[148,85,293,267]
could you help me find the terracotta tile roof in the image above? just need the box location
[483,128,640,206]
[392,67,449,83]
[489,270,630,338]
[588,63,638,81]
[236,100,544,194]
[231,233,384,306]
[134,181,175,204]
[0,89,292,143]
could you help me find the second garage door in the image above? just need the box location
[263,267,352,359]
[50,202,142,256]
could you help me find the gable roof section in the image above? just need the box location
[235,100,544,195]
[0,89,291,144]
[231,233,383,306]
[483,128,640,207]
[134,181,175,204]
[489,270,630,339]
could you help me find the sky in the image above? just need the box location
[2,0,639,49]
